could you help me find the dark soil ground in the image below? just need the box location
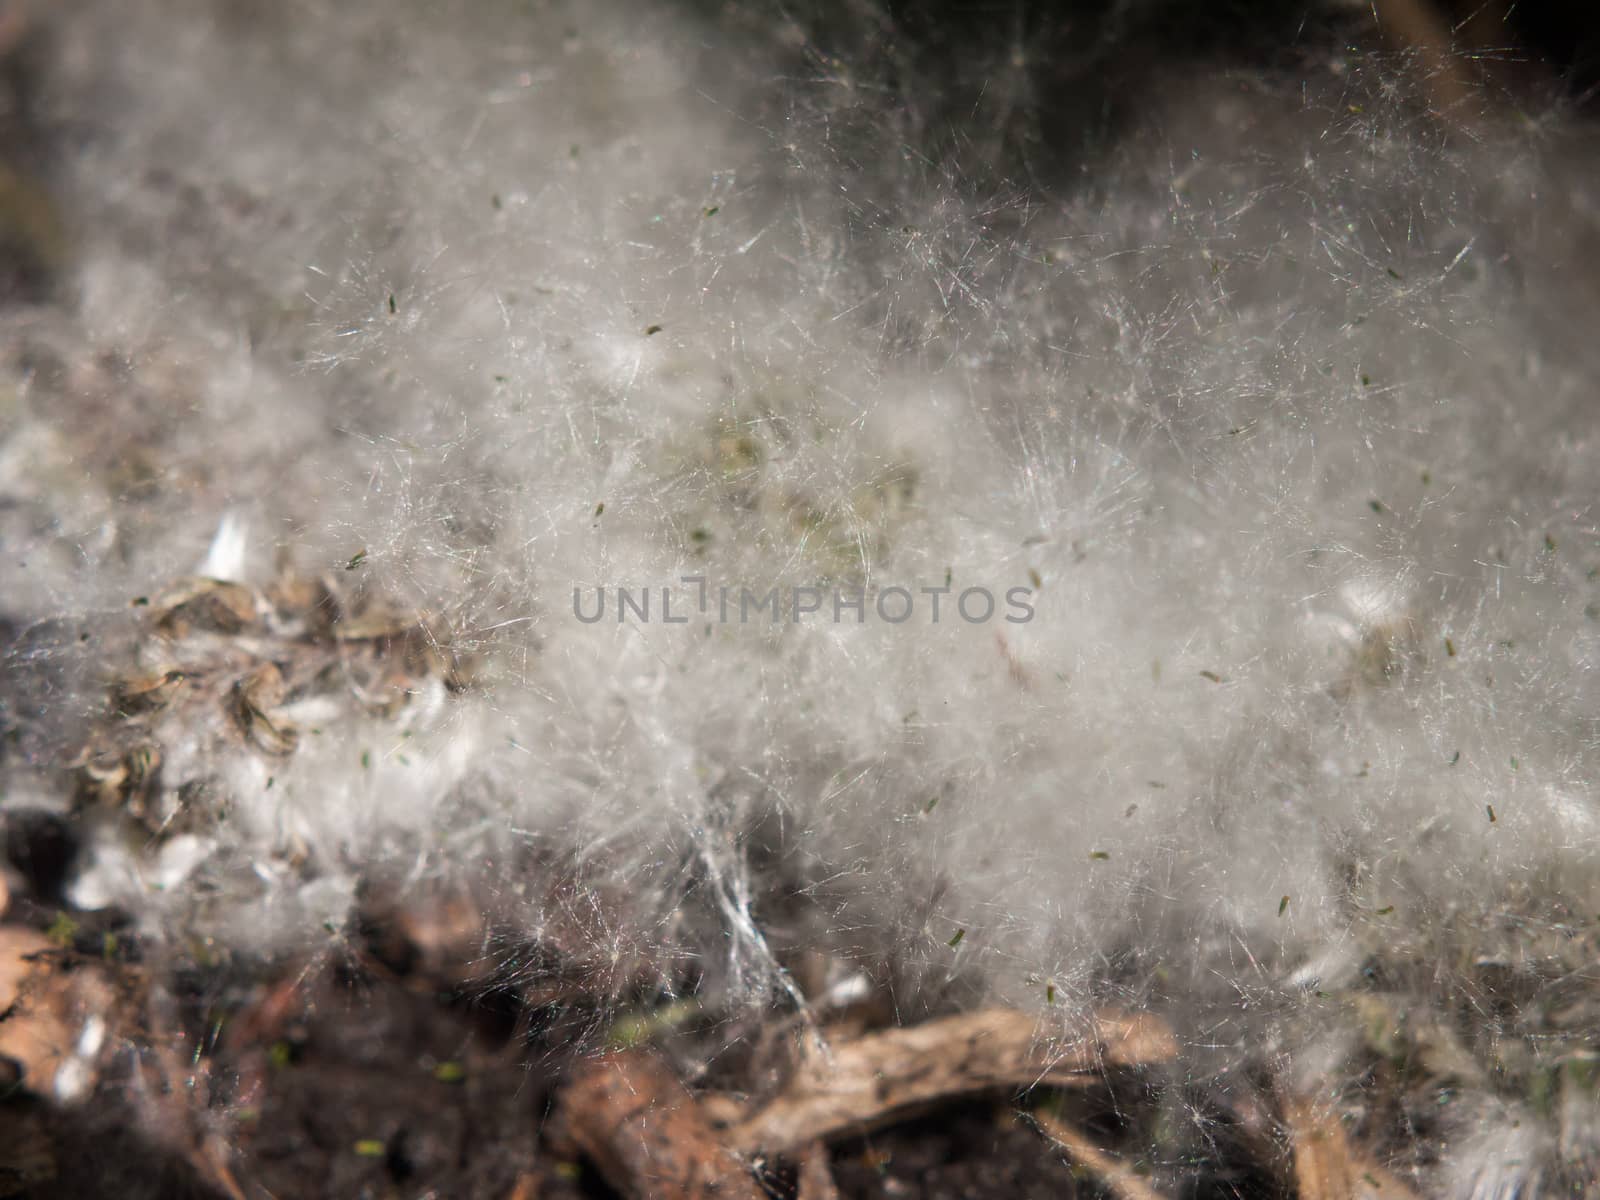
[0,947,1144,1200]
[0,931,1283,1200]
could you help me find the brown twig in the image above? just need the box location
[796,1142,841,1200]
[1280,1094,1422,1200]
[553,1050,765,1200]
[729,1008,1177,1154]
[1033,1110,1168,1200]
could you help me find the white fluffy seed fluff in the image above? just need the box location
[1,1,1598,1192]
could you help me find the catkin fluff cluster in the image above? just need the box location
[2,1,1598,1189]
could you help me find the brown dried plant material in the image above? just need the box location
[795,1142,841,1200]
[1281,1095,1422,1200]
[110,668,189,717]
[86,741,162,807]
[73,567,466,844]
[1033,1111,1167,1200]
[729,1008,1178,1154]
[0,928,114,1100]
[1369,0,1478,120]
[0,928,50,1016]
[230,661,299,755]
[330,604,426,642]
[153,577,261,637]
[554,1050,764,1200]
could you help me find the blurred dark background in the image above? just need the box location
[698,0,1600,190]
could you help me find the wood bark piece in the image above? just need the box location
[1281,1095,1422,1200]
[556,1050,764,1200]
[730,1008,1177,1154]
[1033,1111,1167,1200]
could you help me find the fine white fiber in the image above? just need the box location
[1,1,1597,1192]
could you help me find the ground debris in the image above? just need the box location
[729,1007,1177,1154]
[70,566,471,840]
[553,1050,765,1200]
[1281,1094,1421,1200]
[1032,1110,1166,1200]
[0,925,115,1102]
[796,1141,841,1200]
